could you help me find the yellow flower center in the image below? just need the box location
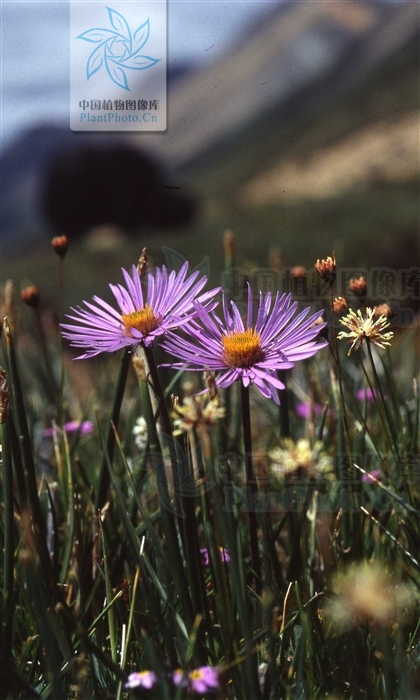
[222,328,265,368]
[121,305,160,337]
[190,670,204,680]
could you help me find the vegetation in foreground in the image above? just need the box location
[0,236,419,699]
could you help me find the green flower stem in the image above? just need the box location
[141,343,194,629]
[199,425,261,698]
[3,319,53,584]
[240,383,262,596]
[58,255,65,423]
[358,350,396,459]
[278,369,290,438]
[366,341,401,461]
[142,343,182,514]
[329,289,351,449]
[33,307,57,406]
[95,347,131,512]
[1,404,14,660]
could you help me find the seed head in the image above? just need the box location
[327,563,417,628]
[172,394,225,436]
[338,307,394,354]
[269,438,333,480]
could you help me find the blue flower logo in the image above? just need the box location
[77,7,160,91]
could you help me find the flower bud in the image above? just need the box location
[315,253,336,285]
[333,297,348,314]
[223,230,235,259]
[21,285,40,309]
[373,302,392,319]
[137,248,148,277]
[349,275,367,297]
[51,235,69,258]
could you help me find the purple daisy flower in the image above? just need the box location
[125,670,156,689]
[61,263,219,359]
[161,287,328,404]
[189,666,219,694]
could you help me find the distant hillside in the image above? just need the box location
[136,0,419,172]
[3,1,419,314]
[169,3,419,278]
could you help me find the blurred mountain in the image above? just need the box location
[139,0,419,171]
[144,0,418,280]
[2,0,418,283]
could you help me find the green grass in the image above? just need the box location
[1,243,419,699]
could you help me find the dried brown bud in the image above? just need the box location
[51,235,69,258]
[1,280,15,331]
[223,230,235,259]
[333,297,348,314]
[205,369,219,402]
[291,266,306,279]
[315,253,336,285]
[0,368,10,422]
[268,245,282,271]
[349,275,367,297]
[311,313,329,340]
[137,248,148,277]
[132,356,147,382]
[373,303,392,319]
[311,315,325,328]
[21,285,40,309]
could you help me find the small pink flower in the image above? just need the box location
[200,547,230,566]
[362,469,381,483]
[173,668,187,687]
[44,420,94,437]
[356,388,377,402]
[296,402,324,419]
[125,670,156,689]
[189,666,219,694]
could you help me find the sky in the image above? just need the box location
[0,0,277,145]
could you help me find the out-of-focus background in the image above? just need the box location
[1,0,419,309]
